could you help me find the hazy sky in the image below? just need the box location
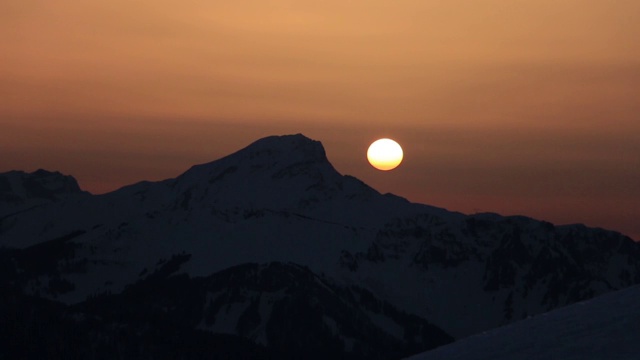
[1,1,639,239]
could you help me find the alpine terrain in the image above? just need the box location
[1,134,638,359]
[407,284,640,360]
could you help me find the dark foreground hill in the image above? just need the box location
[1,134,639,359]
[408,284,640,360]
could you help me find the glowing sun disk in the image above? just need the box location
[367,138,403,171]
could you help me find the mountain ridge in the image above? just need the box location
[1,133,639,358]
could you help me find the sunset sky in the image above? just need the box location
[1,1,639,239]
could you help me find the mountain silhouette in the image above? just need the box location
[1,134,639,359]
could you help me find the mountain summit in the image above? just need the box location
[181,133,333,184]
[1,134,639,359]
[0,169,87,220]
[172,133,371,212]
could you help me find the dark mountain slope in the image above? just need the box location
[1,134,638,357]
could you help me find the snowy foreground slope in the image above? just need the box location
[2,134,640,359]
[408,284,640,360]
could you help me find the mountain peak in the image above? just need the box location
[239,133,328,165]
[168,134,355,211]
[0,169,84,203]
[179,133,334,183]
[249,133,321,149]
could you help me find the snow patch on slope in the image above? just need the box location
[407,284,640,360]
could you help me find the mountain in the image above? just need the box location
[0,256,451,359]
[1,134,639,359]
[406,284,640,360]
[0,169,87,219]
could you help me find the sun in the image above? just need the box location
[367,138,403,171]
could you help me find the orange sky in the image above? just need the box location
[1,1,639,239]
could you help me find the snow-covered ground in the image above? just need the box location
[407,284,640,360]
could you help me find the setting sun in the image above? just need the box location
[367,138,403,171]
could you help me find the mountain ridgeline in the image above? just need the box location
[1,134,639,359]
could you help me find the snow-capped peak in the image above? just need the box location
[179,133,335,182]
[0,169,86,218]
[164,133,384,216]
[0,169,83,200]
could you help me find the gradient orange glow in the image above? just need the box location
[1,1,639,239]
